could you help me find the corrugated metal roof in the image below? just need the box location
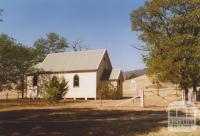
[102,69,121,80]
[36,49,107,72]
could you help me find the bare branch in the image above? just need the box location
[70,40,89,51]
[131,44,150,51]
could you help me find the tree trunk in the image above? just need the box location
[21,77,25,99]
[192,83,197,103]
[36,72,39,99]
[175,84,178,95]
[193,83,197,92]
[184,88,189,101]
[157,87,159,96]
[0,83,2,92]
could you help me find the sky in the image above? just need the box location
[0,0,146,71]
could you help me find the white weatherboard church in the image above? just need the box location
[26,49,124,100]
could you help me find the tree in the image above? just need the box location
[0,34,16,90]
[70,40,89,51]
[151,75,162,96]
[131,0,200,100]
[0,34,36,97]
[14,45,36,98]
[44,76,68,102]
[34,32,69,62]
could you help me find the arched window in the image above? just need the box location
[118,79,121,86]
[33,74,38,86]
[73,75,79,87]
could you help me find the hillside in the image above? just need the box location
[123,68,146,80]
[122,74,182,107]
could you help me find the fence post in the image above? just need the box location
[141,89,144,107]
[182,90,185,104]
[6,92,8,100]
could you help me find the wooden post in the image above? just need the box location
[6,92,8,100]
[192,91,197,104]
[100,89,103,107]
[182,90,186,105]
[141,89,144,108]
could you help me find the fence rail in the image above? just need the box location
[0,91,22,99]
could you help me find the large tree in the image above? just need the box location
[0,34,36,98]
[0,34,16,88]
[34,32,69,62]
[14,45,36,98]
[131,0,200,100]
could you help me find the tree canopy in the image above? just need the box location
[0,34,17,86]
[131,0,200,97]
[34,32,69,62]
[0,34,36,97]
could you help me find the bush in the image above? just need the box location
[44,76,68,102]
[98,81,120,99]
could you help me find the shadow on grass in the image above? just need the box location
[0,108,168,136]
[0,99,87,110]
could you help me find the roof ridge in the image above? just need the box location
[48,48,107,55]
[34,48,108,72]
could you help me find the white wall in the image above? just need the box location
[26,76,38,98]
[27,72,97,99]
[62,72,97,99]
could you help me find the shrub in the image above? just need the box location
[44,76,68,102]
[99,81,120,99]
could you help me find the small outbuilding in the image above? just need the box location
[100,69,124,99]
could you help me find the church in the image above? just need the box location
[26,49,124,100]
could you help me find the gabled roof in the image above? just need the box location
[36,49,107,72]
[101,69,122,80]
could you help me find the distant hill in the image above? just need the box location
[123,68,146,80]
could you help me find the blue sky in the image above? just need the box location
[0,0,146,71]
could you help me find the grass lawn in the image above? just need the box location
[0,99,199,136]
